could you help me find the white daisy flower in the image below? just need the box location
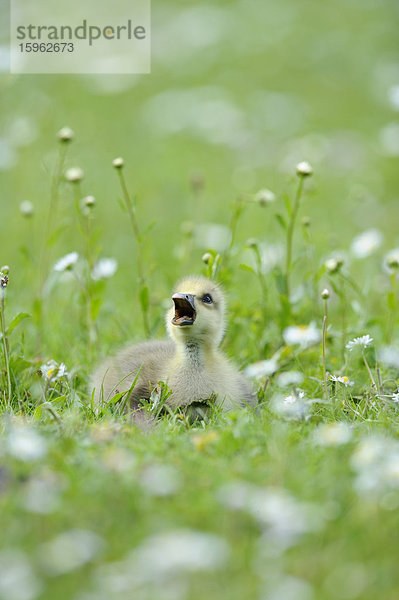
[392,392,399,403]
[54,252,78,272]
[350,229,382,259]
[329,374,354,387]
[91,258,118,281]
[345,335,373,351]
[40,360,68,381]
[283,323,321,348]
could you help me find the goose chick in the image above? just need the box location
[91,275,254,413]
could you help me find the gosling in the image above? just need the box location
[91,275,254,414]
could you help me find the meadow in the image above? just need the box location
[1,0,399,598]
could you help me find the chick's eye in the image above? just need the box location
[202,294,213,304]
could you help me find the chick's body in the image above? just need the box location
[91,276,254,412]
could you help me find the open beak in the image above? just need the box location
[172,293,196,326]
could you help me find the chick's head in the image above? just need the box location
[167,276,226,347]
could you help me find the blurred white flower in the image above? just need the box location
[346,335,373,351]
[65,167,84,182]
[57,126,74,142]
[218,483,321,546]
[350,229,382,259]
[329,374,354,387]
[139,464,181,497]
[54,252,78,272]
[101,448,136,473]
[321,288,330,300]
[19,200,34,217]
[313,423,352,446]
[276,371,304,387]
[265,575,314,600]
[91,258,118,281]
[112,157,124,169]
[0,550,42,600]
[388,84,399,110]
[7,425,47,462]
[296,161,313,176]
[384,248,399,272]
[40,530,104,575]
[40,360,68,381]
[255,188,276,206]
[194,223,231,252]
[351,436,399,495]
[259,243,284,272]
[0,137,17,171]
[283,323,321,348]
[324,256,344,273]
[142,87,246,147]
[272,390,310,420]
[392,392,399,403]
[244,358,278,379]
[133,529,229,575]
[378,346,399,369]
[21,475,61,514]
[7,117,38,148]
[380,122,399,156]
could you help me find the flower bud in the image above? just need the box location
[296,161,313,177]
[65,167,84,183]
[202,252,212,265]
[302,216,311,227]
[246,238,258,248]
[83,195,95,208]
[57,127,74,142]
[112,157,124,169]
[255,188,276,207]
[321,288,330,300]
[190,171,204,194]
[325,257,343,274]
[20,200,34,217]
[387,254,399,270]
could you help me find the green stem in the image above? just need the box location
[117,169,150,338]
[253,245,267,303]
[0,290,12,408]
[362,350,378,395]
[322,305,330,403]
[37,143,69,347]
[386,273,397,344]
[340,276,347,362]
[47,143,68,237]
[285,177,304,299]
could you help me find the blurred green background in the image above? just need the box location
[1,0,399,358]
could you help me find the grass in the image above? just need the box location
[1,0,399,597]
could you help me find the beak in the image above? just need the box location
[172,293,196,327]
